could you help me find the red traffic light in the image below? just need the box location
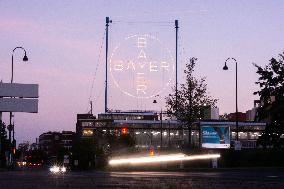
[121,127,128,135]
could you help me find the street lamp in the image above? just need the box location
[12,47,28,83]
[223,57,239,141]
[9,47,28,165]
[153,99,163,148]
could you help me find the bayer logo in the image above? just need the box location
[110,34,175,99]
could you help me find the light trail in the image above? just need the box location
[109,153,220,166]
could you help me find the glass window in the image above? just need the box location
[82,122,94,127]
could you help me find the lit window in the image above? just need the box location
[82,129,94,136]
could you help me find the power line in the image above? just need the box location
[87,31,105,111]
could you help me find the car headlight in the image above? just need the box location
[50,166,60,173]
[61,166,66,173]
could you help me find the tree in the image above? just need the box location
[254,52,284,148]
[166,57,218,146]
[0,121,9,167]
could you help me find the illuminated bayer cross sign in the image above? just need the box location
[110,34,175,99]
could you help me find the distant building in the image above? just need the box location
[61,131,75,151]
[76,114,97,138]
[18,141,30,152]
[38,131,75,157]
[246,100,260,121]
[202,107,219,120]
[228,112,246,122]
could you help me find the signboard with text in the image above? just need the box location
[201,125,230,149]
[110,34,175,99]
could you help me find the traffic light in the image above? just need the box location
[121,127,128,135]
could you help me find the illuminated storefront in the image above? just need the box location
[76,113,266,149]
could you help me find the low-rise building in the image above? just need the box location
[38,131,75,157]
[76,111,266,150]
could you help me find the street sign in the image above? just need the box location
[0,83,38,98]
[0,98,38,113]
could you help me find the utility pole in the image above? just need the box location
[90,101,93,115]
[175,20,179,111]
[105,17,111,113]
[160,109,163,148]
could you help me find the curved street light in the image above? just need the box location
[223,57,239,141]
[11,47,28,83]
[8,47,29,165]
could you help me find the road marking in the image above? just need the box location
[267,175,279,178]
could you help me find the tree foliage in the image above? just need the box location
[254,52,284,148]
[0,121,9,167]
[166,57,218,144]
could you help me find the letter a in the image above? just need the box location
[138,49,147,59]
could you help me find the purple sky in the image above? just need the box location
[0,0,284,143]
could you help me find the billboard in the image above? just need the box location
[0,98,38,113]
[201,125,230,149]
[0,83,38,98]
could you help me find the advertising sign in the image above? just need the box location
[201,126,230,149]
[0,98,38,113]
[0,83,38,98]
[0,83,39,113]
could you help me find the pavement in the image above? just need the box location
[0,168,284,189]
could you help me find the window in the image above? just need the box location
[82,129,94,136]
[82,122,94,127]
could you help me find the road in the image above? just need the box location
[0,169,284,189]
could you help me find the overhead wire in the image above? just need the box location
[87,31,105,112]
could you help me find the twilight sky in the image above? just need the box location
[0,0,284,143]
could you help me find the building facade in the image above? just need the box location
[38,131,75,157]
[76,111,266,150]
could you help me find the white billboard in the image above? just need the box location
[0,83,38,98]
[0,98,38,113]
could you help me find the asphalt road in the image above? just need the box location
[0,169,284,189]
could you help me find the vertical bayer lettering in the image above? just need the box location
[136,73,147,95]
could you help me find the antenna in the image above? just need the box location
[90,100,93,115]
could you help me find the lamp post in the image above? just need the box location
[9,47,28,165]
[153,99,163,149]
[223,57,238,141]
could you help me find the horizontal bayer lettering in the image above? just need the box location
[112,60,169,72]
